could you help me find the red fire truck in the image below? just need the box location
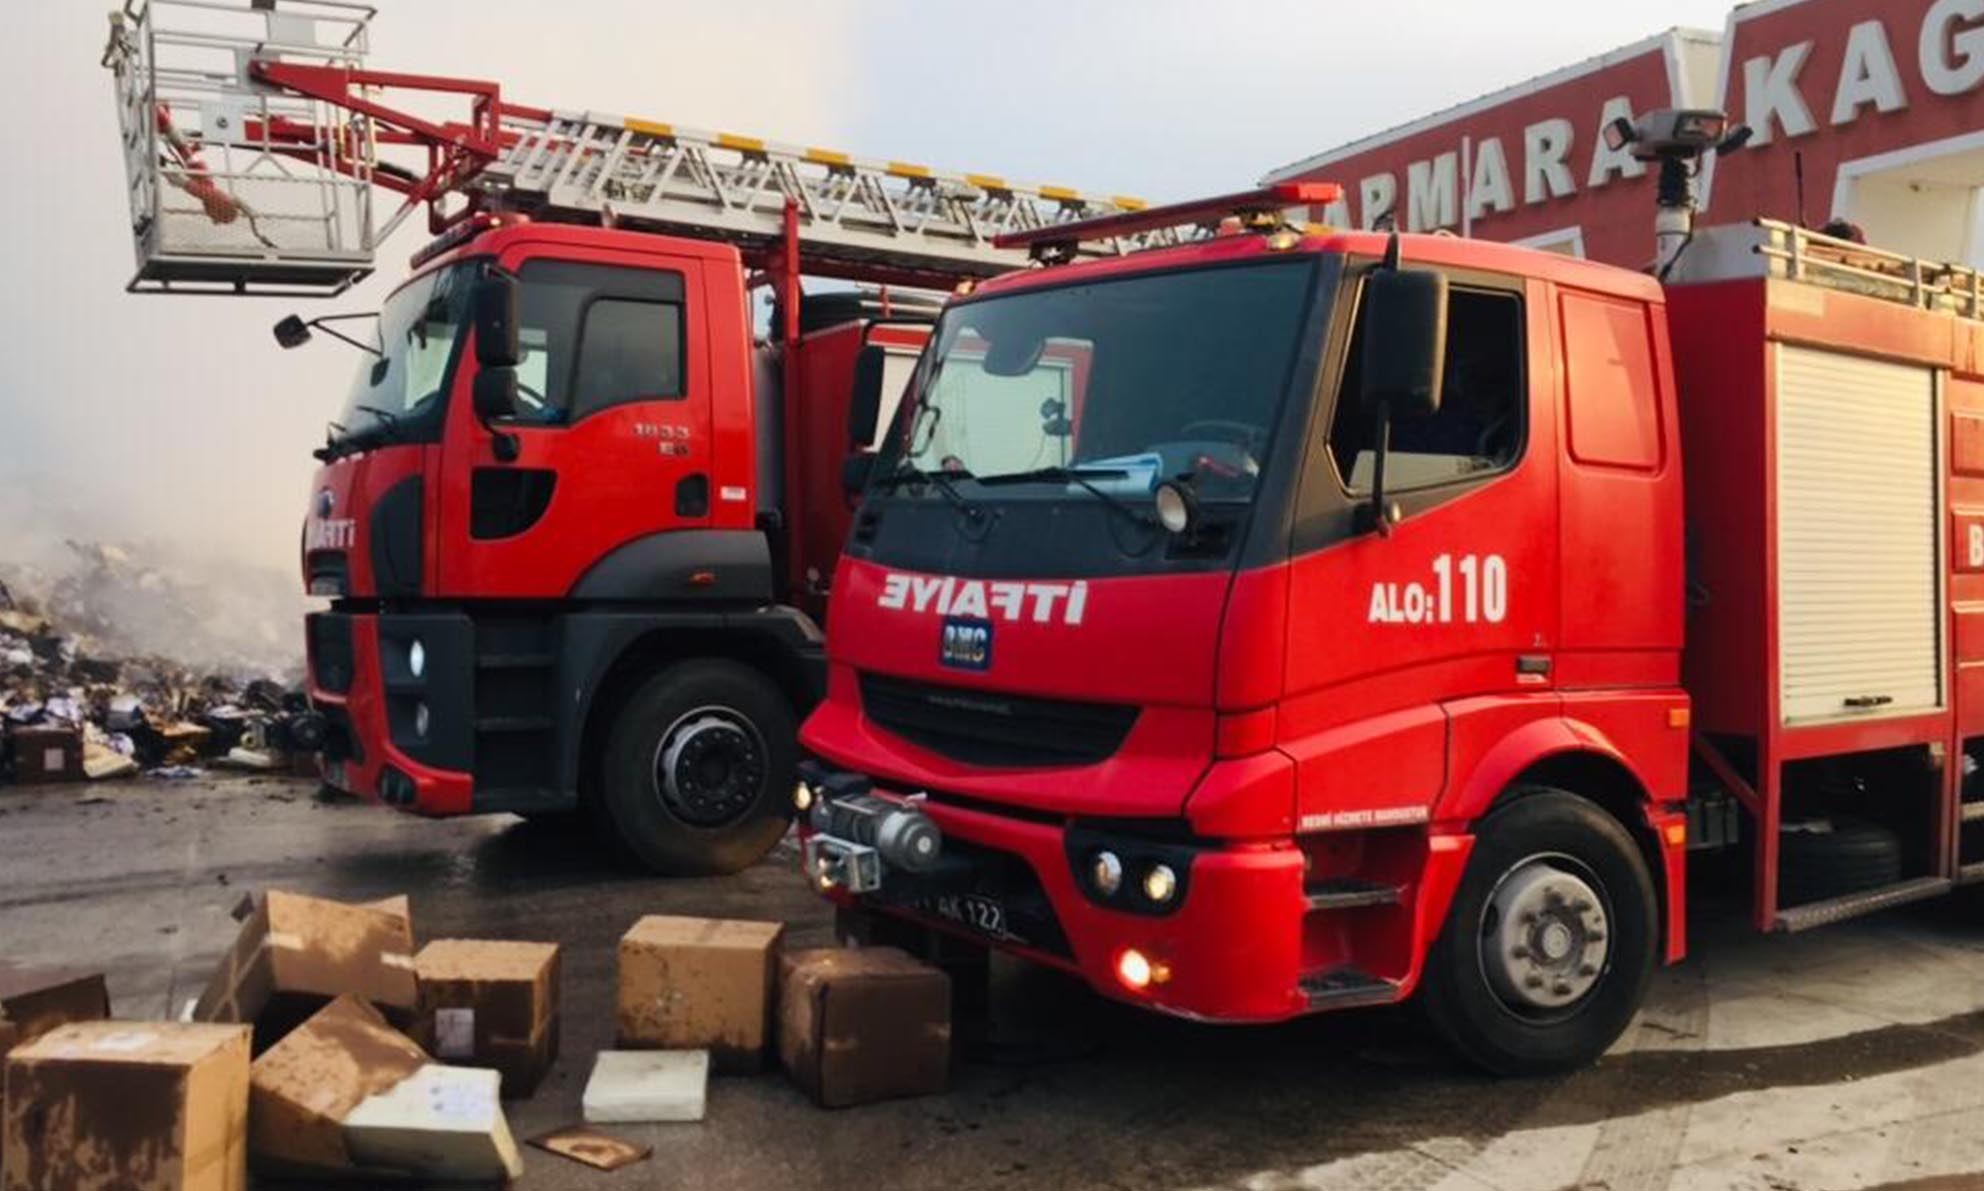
[797,112,1984,1073]
[102,0,1145,872]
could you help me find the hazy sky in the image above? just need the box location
[1,0,1741,575]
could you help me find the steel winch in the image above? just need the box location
[796,764,943,894]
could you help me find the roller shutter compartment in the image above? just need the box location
[1775,345,1941,725]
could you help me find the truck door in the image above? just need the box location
[1282,272,1561,829]
[436,254,714,598]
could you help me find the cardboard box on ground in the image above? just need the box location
[780,947,951,1109]
[193,891,419,1051]
[0,964,110,1058]
[2,1021,250,1191]
[617,915,783,1072]
[0,964,113,1188]
[249,995,521,1182]
[415,939,560,1096]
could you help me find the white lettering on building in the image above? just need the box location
[1522,118,1577,204]
[1313,10,1984,233]
[1922,0,1984,96]
[1587,96,1648,189]
[1406,151,1459,232]
[1359,172,1397,230]
[1832,19,1910,123]
[1744,40,1819,145]
[1467,136,1516,221]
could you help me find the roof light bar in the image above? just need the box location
[992,182,1343,261]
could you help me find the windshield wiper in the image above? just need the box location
[874,463,987,524]
[354,404,402,433]
[974,466,1153,531]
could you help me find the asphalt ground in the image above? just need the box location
[6,773,1984,1191]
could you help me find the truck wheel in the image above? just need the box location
[599,660,795,876]
[1419,787,1657,1076]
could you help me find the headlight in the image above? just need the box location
[408,638,426,679]
[1142,863,1178,905]
[794,781,814,811]
[413,702,430,740]
[1090,851,1124,896]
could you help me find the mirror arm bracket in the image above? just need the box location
[1356,405,1401,537]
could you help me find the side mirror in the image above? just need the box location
[841,451,877,498]
[1358,268,1447,420]
[473,366,518,422]
[848,345,887,448]
[274,314,311,350]
[473,274,521,368]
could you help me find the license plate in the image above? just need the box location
[918,892,1017,943]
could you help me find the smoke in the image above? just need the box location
[0,497,304,679]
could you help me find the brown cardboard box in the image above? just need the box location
[0,965,111,1185]
[415,939,560,1096]
[6,724,83,785]
[2,1021,250,1191]
[247,995,426,1174]
[193,891,417,1051]
[0,965,110,1056]
[779,947,950,1108]
[616,916,782,1072]
[249,995,521,1181]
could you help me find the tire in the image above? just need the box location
[598,659,796,876]
[1419,787,1658,1076]
[1778,817,1901,906]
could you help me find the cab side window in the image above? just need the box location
[1329,284,1525,491]
[572,298,684,419]
[511,261,687,424]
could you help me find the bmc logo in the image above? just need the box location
[940,618,993,671]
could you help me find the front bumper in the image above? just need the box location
[797,765,1311,1022]
[306,609,475,815]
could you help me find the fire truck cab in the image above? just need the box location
[798,177,1984,1073]
[300,219,919,873]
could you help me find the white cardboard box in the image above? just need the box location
[343,1063,524,1181]
[582,1049,710,1123]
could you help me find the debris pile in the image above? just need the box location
[3,894,958,1185]
[0,540,314,786]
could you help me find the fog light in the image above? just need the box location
[408,638,426,679]
[1116,947,1153,991]
[413,702,430,740]
[1090,850,1124,896]
[794,781,814,812]
[1142,863,1178,905]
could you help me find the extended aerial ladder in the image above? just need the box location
[101,0,1226,301]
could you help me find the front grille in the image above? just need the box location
[859,673,1137,768]
[306,612,355,694]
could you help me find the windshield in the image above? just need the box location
[328,261,477,453]
[879,260,1315,506]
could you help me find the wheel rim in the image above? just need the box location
[1477,852,1612,1020]
[651,705,766,828]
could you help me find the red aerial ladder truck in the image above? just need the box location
[797,110,1984,1074]
[101,0,1157,873]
